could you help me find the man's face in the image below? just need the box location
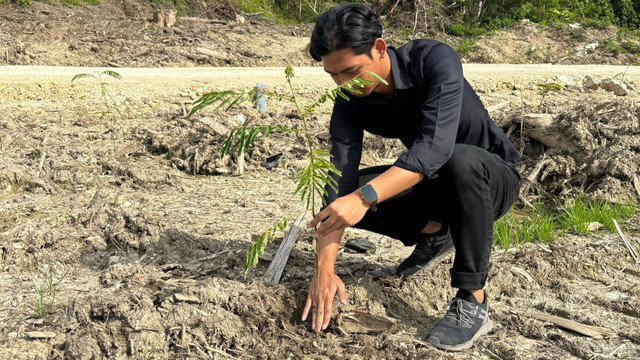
[321,47,382,97]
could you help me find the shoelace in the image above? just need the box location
[443,299,476,328]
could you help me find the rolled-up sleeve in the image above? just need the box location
[323,97,363,206]
[393,43,463,178]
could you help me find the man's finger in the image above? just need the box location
[315,216,338,237]
[317,220,345,238]
[308,209,327,228]
[311,303,317,331]
[322,296,332,331]
[315,298,324,333]
[337,283,348,305]
[302,296,312,321]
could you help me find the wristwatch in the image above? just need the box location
[358,184,378,212]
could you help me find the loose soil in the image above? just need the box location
[1,1,640,360]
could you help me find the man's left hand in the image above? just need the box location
[308,192,369,237]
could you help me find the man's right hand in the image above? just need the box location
[301,267,347,332]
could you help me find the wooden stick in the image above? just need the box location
[263,213,307,285]
[233,148,245,175]
[526,311,617,339]
[180,51,210,61]
[613,218,638,263]
[633,174,640,198]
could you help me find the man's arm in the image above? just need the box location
[309,166,424,237]
[301,229,346,332]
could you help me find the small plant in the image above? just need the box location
[535,82,562,110]
[72,70,124,119]
[559,196,637,234]
[188,66,387,277]
[494,199,555,251]
[32,266,69,318]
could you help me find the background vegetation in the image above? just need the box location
[4,0,639,31]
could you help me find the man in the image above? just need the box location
[301,3,521,351]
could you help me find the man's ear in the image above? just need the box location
[372,38,387,59]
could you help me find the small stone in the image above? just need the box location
[174,293,201,304]
[86,236,107,251]
[233,114,246,125]
[600,78,629,96]
[200,117,230,136]
[585,41,599,51]
[25,331,56,339]
[583,75,599,90]
[345,238,374,253]
[587,222,604,231]
[555,75,582,89]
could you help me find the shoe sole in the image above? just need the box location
[426,319,493,352]
[396,243,455,278]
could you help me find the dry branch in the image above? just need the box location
[633,174,640,199]
[180,51,210,62]
[526,311,617,339]
[612,218,638,263]
[263,213,307,285]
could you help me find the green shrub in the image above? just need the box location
[455,38,475,57]
[621,40,640,53]
[232,0,363,24]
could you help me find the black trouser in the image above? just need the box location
[353,144,521,290]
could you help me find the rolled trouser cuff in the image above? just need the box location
[450,269,488,290]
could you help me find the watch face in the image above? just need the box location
[361,185,378,203]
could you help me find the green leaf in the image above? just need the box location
[71,73,93,81]
[367,71,388,85]
[336,89,350,100]
[285,66,295,80]
[243,218,288,275]
[102,70,122,80]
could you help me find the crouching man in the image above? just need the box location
[301,3,521,351]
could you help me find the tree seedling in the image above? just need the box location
[72,70,124,119]
[188,67,387,302]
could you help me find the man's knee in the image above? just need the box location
[439,144,486,186]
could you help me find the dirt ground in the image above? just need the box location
[1,1,640,360]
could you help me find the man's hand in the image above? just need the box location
[308,192,369,238]
[301,267,347,332]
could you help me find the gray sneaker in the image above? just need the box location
[395,229,454,278]
[426,292,493,351]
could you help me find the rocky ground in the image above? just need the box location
[1,1,640,359]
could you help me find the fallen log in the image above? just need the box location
[516,114,578,153]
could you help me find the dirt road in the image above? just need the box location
[2,64,638,90]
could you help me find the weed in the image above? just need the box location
[535,83,562,110]
[72,70,124,120]
[558,196,637,234]
[32,266,69,318]
[494,199,555,251]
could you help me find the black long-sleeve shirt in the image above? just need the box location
[324,39,521,205]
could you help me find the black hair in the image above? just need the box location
[309,3,382,61]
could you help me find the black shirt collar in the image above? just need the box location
[388,47,413,90]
